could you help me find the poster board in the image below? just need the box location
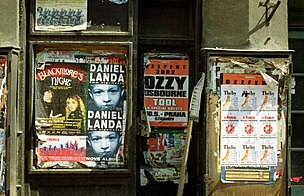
[33,46,128,169]
[205,52,291,195]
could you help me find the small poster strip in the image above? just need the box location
[37,135,87,162]
[220,74,278,167]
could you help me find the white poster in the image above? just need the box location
[35,0,87,31]
[220,84,278,167]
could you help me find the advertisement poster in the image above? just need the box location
[140,168,182,186]
[34,48,128,169]
[35,63,88,135]
[35,0,87,31]
[37,135,86,162]
[85,53,127,167]
[220,74,278,167]
[144,53,189,127]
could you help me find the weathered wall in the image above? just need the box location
[0,0,19,47]
[248,0,288,49]
[202,1,289,195]
[203,0,288,50]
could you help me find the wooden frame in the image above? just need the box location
[27,41,135,175]
[29,0,133,36]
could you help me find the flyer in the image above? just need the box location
[220,74,278,167]
[140,131,186,185]
[140,168,182,186]
[142,132,186,169]
[0,56,6,129]
[37,135,86,162]
[35,0,87,31]
[144,53,189,127]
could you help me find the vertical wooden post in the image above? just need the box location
[177,119,193,196]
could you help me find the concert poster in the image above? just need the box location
[35,62,88,135]
[144,53,189,127]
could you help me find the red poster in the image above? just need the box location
[144,56,189,127]
[37,135,87,162]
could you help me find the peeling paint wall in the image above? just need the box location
[248,0,288,50]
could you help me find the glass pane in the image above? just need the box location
[288,0,304,27]
[289,12,304,27]
[291,76,304,110]
[139,2,191,37]
[289,39,304,73]
[291,151,304,185]
[88,0,129,32]
[291,114,304,147]
[289,1,304,10]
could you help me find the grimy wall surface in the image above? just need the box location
[0,0,19,47]
[203,0,288,50]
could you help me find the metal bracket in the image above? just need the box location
[259,0,281,26]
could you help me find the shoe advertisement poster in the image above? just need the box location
[220,74,278,167]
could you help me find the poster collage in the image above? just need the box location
[140,53,189,185]
[220,74,278,167]
[219,73,280,183]
[35,48,127,169]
